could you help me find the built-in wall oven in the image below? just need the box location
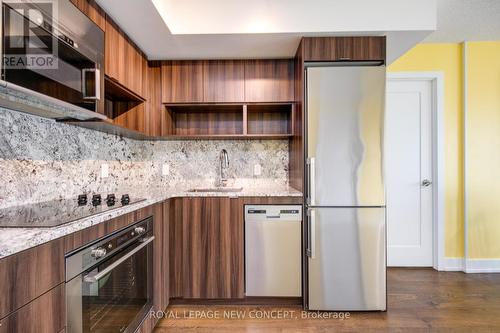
[66,218,154,333]
[0,0,105,118]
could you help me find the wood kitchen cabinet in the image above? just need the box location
[244,59,295,102]
[0,202,168,333]
[0,238,65,319]
[169,198,184,298]
[169,196,302,301]
[203,60,245,102]
[134,200,171,333]
[169,197,244,299]
[135,203,169,316]
[161,61,204,103]
[103,16,148,133]
[105,16,147,98]
[146,64,172,137]
[0,284,65,333]
[302,36,386,62]
[162,59,293,104]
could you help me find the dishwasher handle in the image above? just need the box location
[245,205,303,222]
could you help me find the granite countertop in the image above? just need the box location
[0,186,302,259]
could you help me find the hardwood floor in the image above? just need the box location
[153,268,500,333]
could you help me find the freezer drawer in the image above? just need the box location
[307,207,386,311]
[245,205,302,297]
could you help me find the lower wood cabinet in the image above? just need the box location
[169,196,302,300]
[134,202,169,332]
[0,237,65,319]
[0,284,65,333]
[170,197,244,299]
[0,196,302,332]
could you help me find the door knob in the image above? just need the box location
[422,179,432,187]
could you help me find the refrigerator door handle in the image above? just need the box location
[307,209,316,259]
[306,157,316,206]
[305,159,310,205]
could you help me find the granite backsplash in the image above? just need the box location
[0,108,289,209]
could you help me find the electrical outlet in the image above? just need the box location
[101,164,109,178]
[254,164,262,176]
[162,163,170,176]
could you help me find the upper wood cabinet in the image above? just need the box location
[69,0,105,31]
[203,60,245,102]
[244,59,294,102]
[105,16,146,97]
[161,61,204,103]
[162,59,294,104]
[145,65,172,137]
[302,36,386,62]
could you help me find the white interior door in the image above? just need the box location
[386,79,433,267]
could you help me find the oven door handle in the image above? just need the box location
[83,236,154,283]
[82,68,101,100]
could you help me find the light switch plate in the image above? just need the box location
[254,164,262,176]
[101,164,109,178]
[162,163,170,176]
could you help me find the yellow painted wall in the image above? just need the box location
[388,44,464,258]
[466,41,500,259]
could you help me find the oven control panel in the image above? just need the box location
[65,217,153,281]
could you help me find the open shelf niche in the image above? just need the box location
[104,76,145,120]
[164,103,293,139]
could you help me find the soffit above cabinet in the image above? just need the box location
[95,0,436,63]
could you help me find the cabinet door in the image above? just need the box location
[161,200,170,310]
[245,59,294,102]
[0,239,65,319]
[203,60,245,102]
[135,203,168,315]
[105,17,146,97]
[351,36,386,61]
[181,197,244,299]
[104,17,125,83]
[161,61,204,103]
[0,284,65,333]
[124,41,146,97]
[303,37,386,62]
[146,65,173,136]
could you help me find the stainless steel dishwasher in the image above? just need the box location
[245,205,302,297]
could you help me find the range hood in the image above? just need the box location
[0,81,107,120]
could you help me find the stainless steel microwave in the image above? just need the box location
[0,0,106,119]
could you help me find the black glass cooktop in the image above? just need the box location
[0,196,146,228]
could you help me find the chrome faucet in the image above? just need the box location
[219,149,229,187]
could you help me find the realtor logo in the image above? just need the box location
[2,0,58,69]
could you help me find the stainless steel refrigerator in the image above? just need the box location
[304,64,386,311]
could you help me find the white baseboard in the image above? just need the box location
[465,259,500,273]
[439,257,500,273]
[440,257,465,271]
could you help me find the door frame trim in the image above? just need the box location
[386,72,445,270]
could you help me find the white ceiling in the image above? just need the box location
[424,0,500,43]
[96,0,436,62]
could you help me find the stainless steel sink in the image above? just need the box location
[188,187,243,193]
